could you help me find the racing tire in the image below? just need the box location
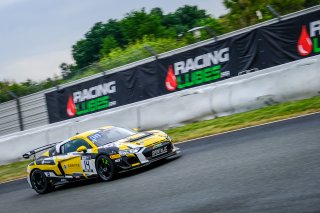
[95,155,115,181]
[30,169,54,194]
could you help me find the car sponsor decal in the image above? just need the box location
[152,146,168,157]
[110,154,121,159]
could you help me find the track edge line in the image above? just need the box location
[175,111,320,145]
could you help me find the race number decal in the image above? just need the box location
[81,156,97,175]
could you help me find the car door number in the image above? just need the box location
[81,156,97,174]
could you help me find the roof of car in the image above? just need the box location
[69,125,114,140]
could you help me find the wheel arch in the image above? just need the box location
[96,146,119,159]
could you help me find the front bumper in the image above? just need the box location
[116,144,181,173]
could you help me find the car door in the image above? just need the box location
[59,139,92,176]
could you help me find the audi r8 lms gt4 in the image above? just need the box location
[22,126,181,194]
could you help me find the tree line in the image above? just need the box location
[1,0,320,103]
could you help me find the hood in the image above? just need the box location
[103,130,168,150]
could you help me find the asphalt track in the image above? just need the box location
[1,113,320,213]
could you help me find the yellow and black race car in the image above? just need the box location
[22,126,181,194]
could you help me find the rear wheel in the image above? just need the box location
[30,169,53,194]
[95,155,114,181]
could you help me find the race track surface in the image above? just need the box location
[1,113,320,213]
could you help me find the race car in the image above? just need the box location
[22,126,181,194]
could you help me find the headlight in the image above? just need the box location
[119,147,141,156]
[166,135,172,142]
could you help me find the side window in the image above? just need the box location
[60,139,91,154]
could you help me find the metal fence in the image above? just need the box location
[0,100,20,135]
[0,91,49,136]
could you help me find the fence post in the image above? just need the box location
[7,91,24,131]
[267,5,281,21]
[144,45,158,60]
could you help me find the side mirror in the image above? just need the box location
[76,146,87,153]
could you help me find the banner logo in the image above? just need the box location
[297,25,313,56]
[165,47,230,91]
[165,65,177,91]
[66,81,117,117]
[297,21,320,56]
[66,96,77,117]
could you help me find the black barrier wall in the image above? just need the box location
[46,9,320,123]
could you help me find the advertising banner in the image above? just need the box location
[46,9,320,123]
[46,62,161,123]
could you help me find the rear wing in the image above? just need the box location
[22,142,61,160]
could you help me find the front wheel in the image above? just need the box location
[30,169,53,194]
[95,155,115,181]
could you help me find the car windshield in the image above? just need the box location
[87,127,136,146]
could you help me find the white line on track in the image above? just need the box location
[0,177,26,184]
[1,111,319,185]
[175,111,320,145]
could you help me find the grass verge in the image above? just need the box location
[0,160,31,183]
[1,95,320,183]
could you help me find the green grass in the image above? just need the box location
[1,95,320,183]
[0,160,31,183]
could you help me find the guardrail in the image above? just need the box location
[0,56,319,164]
